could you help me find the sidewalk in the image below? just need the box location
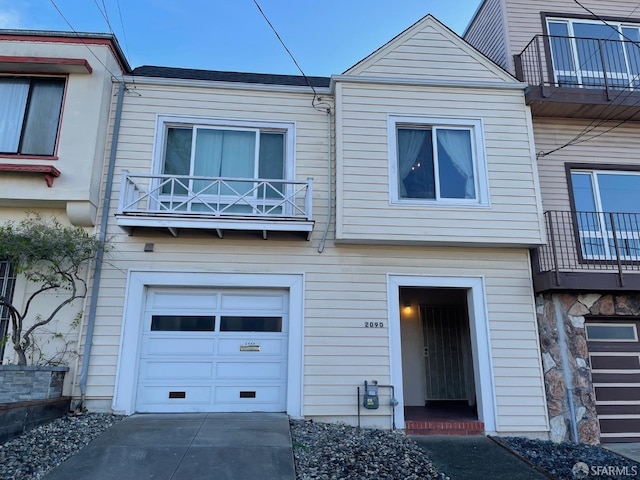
[412,435,551,480]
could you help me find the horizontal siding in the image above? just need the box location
[533,118,640,211]
[106,83,333,236]
[352,19,507,81]
[464,0,510,70]
[505,0,640,70]
[75,82,548,433]
[81,230,547,432]
[336,82,543,245]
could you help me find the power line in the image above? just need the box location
[101,0,111,29]
[573,0,640,44]
[537,2,640,156]
[48,0,124,81]
[251,0,330,113]
[115,0,132,61]
[626,3,640,20]
[92,0,114,35]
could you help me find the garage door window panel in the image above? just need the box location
[150,315,215,332]
[220,316,282,332]
[586,323,638,341]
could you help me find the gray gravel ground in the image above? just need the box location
[0,413,122,480]
[290,419,449,480]
[5,414,640,480]
[495,436,640,480]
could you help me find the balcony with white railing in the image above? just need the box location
[115,171,314,239]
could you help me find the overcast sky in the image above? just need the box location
[0,0,483,75]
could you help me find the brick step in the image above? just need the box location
[405,420,484,436]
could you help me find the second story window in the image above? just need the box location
[388,116,488,206]
[163,126,285,193]
[0,77,65,156]
[149,117,296,215]
[571,170,640,260]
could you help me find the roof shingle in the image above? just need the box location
[131,65,330,88]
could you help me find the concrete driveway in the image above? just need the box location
[43,413,296,480]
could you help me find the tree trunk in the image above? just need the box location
[14,347,27,366]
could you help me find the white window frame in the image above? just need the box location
[387,115,489,207]
[546,17,640,89]
[572,169,640,260]
[387,274,498,433]
[152,115,295,180]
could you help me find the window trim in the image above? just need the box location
[0,75,66,158]
[567,164,640,262]
[152,115,295,180]
[544,16,640,88]
[387,115,489,207]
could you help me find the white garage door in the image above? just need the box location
[135,287,289,413]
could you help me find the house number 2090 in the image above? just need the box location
[364,322,384,328]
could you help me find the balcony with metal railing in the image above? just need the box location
[115,171,314,239]
[532,210,640,292]
[514,35,640,119]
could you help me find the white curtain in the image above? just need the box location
[194,129,256,195]
[437,129,475,199]
[397,129,428,197]
[0,79,29,153]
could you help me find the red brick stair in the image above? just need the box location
[405,420,484,435]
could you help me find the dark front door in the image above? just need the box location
[421,305,470,402]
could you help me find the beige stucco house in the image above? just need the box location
[466,0,640,444]
[0,31,128,379]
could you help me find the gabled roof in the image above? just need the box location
[342,14,516,84]
[131,65,331,88]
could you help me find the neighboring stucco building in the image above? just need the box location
[64,15,552,438]
[466,0,640,444]
[0,31,129,378]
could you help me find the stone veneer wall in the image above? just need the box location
[0,366,68,403]
[536,292,640,445]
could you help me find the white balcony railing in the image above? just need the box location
[116,171,313,237]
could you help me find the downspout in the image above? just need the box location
[317,107,332,253]
[79,81,125,404]
[552,296,580,443]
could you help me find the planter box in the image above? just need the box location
[0,366,68,403]
[0,396,71,443]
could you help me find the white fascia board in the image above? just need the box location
[330,74,527,92]
[122,75,332,95]
[115,216,314,233]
